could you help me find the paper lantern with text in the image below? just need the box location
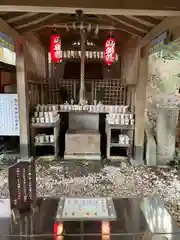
[50,34,61,62]
[104,37,116,65]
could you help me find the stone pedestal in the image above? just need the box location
[156,107,178,164]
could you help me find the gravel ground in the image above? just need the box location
[0,154,18,170]
[0,157,180,227]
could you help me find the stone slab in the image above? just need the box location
[156,107,178,164]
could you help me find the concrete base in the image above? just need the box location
[134,146,144,165]
[156,156,171,165]
[64,154,101,160]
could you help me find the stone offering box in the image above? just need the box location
[65,130,101,160]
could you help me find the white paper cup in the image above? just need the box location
[34,112,38,117]
[50,135,54,143]
[44,105,48,111]
[35,135,39,143]
[36,118,40,123]
[31,118,35,123]
[39,112,44,117]
[39,135,44,143]
[44,135,50,142]
[40,117,45,124]
[40,105,44,112]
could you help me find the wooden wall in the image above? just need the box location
[120,36,141,109]
[25,32,46,80]
[121,36,140,85]
[24,32,47,107]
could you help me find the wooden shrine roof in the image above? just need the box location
[0,11,166,48]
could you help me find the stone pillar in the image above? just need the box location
[156,107,178,164]
[79,29,86,103]
[134,47,148,164]
[16,38,30,159]
[144,113,157,165]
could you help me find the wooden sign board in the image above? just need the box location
[8,161,36,211]
[56,197,116,221]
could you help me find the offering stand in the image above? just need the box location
[106,112,135,161]
[64,110,101,160]
[30,105,60,158]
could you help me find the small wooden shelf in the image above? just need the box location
[31,119,60,128]
[30,118,60,158]
[105,121,134,131]
[34,142,55,147]
[106,120,134,160]
[110,143,130,147]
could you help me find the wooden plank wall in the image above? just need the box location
[121,36,140,85]
[24,32,47,108]
[120,36,140,110]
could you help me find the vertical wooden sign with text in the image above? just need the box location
[8,161,36,211]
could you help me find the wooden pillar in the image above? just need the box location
[134,47,149,164]
[16,39,30,159]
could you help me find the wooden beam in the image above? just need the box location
[15,13,58,29]
[47,24,120,30]
[111,16,151,32]
[139,16,180,47]
[1,12,27,21]
[0,4,180,16]
[7,13,38,23]
[0,16,19,39]
[20,18,103,33]
[0,15,45,50]
[105,15,145,36]
[133,16,161,25]
[17,14,64,33]
[11,13,51,28]
[108,15,149,33]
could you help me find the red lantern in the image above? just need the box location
[54,222,63,240]
[104,37,116,65]
[50,34,61,62]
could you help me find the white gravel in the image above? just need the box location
[0,160,180,225]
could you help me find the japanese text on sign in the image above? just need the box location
[104,37,116,65]
[50,34,61,62]
[8,161,36,210]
